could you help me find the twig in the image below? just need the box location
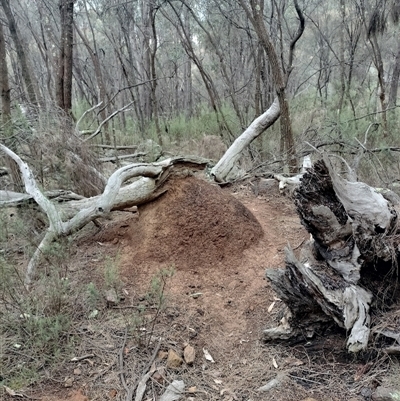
[70,354,95,362]
[84,102,134,142]
[119,327,130,393]
[76,101,103,133]
[130,340,161,401]
[344,105,400,124]
[288,374,321,385]
[98,153,147,163]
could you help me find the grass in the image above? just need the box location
[0,206,176,391]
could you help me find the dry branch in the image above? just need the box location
[0,143,208,284]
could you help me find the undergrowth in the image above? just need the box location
[0,211,175,391]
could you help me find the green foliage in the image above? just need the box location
[146,266,175,307]
[0,255,74,389]
[86,281,101,310]
[104,254,122,291]
[0,229,83,390]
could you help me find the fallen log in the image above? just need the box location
[265,155,400,352]
[0,143,208,284]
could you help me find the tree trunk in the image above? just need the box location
[0,20,11,128]
[74,1,110,143]
[0,20,23,191]
[389,40,400,107]
[0,0,38,106]
[56,0,74,114]
[239,0,304,173]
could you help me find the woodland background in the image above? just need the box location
[2,1,400,398]
[1,0,400,189]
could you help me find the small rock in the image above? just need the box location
[188,386,197,393]
[152,367,166,383]
[157,350,169,360]
[258,373,286,392]
[372,386,400,401]
[64,377,74,387]
[301,398,319,401]
[73,368,82,375]
[166,349,183,369]
[184,345,196,365]
[105,289,119,306]
[361,387,373,398]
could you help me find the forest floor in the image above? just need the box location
[2,175,397,401]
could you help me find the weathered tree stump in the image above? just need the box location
[265,156,400,352]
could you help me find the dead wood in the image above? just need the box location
[0,143,208,284]
[265,156,400,352]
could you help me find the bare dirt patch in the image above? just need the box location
[3,177,385,401]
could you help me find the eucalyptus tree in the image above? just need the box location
[0,18,22,190]
[356,0,400,136]
[0,0,38,106]
[56,0,75,114]
[238,0,305,172]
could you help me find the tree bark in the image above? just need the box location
[0,20,23,191]
[0,20,11,129]
[389,40,400,107]
[56,0,75,114]
[0,0,38,106]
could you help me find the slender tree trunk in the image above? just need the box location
[337,0,346,130]
[141,0,153,121]
[389,40,400,107]
[254,43,262,117]
[183,6,192,121]
[0,21,11,128]
[0,0,38,106]
[149,1,162,146]
[74,16,110,143]
[368,33,388,136]
[245,0,296,171]
[0,21,23,191]
[56,0,75,114]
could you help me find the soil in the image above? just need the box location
[3,177,381,401]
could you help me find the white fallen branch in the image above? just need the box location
[211,98,280,183]
[75,101,103,134]
[0,143,207,284]
[274,155,312,192]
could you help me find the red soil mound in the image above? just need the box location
[125,176,263,270]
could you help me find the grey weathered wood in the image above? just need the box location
[265,157,399,352]
[211,98,280,183]
[0,143,208,284]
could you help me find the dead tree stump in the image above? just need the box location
[265,156,399,352]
